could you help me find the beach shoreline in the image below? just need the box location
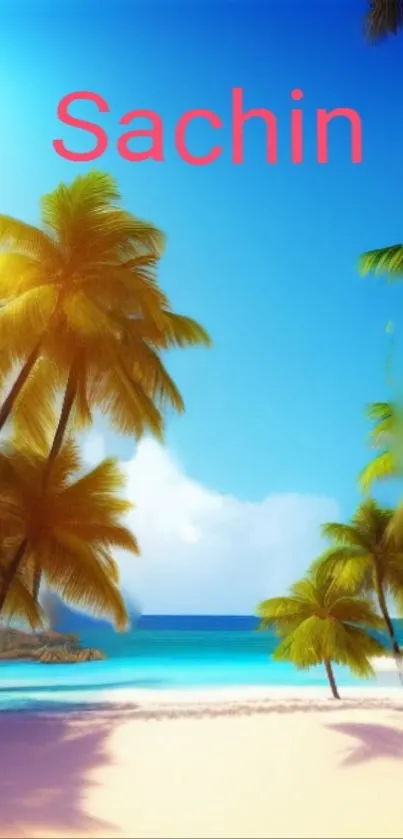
[99,679,403,702]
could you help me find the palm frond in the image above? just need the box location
[0,215,57,260]
[0,443,138,630]
[387,505,403,546]
[366,0,403,41]
[321,521,369,549]
[257,595,311,634]
[43,536,129,631]
[351,498,394,537]
[329,595,383,628]
[366,402,394,422]
[92,358,164,440]
[11,357,61,455]
[313,546,372,594]
[155,312,212,349]
[360,451,397,491]
[360,244,403,277]
[0,286,57,362]
[3,575,45,630]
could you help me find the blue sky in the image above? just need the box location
[1,0,403,526]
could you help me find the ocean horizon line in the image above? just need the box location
[51,610,403,634]
[54,612,263,632]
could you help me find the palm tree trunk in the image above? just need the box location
[32,565,41,601]
[33,364,78,606]
[324,659,340,699]
[0,539,28,614]
[47,367,77,468]
[373,562,403,683]
[0,344,41,430]
[30,563,42,629]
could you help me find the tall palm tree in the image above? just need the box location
[0,172,210,601]
[315,500,403,669]
[257,569,385,699]
[360,401,401,491]
[0,171,211,461]
[0,442,138,629]
[366,0,403,40]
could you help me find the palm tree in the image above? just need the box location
[315,500,403,669]
[360,402,401,491]
[0,442,138,629]
[0,172,210,601]
[257,569,385,699]
[366,0,403,40]
[0,171,211,461]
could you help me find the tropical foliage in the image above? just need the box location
[257,568,385,699]
[359,241,403,489]
[0,171,210,631]
[360,402,398,491]
[0,171,210,461]
[315,500,403,662]
[0,443,136,629]
[366,0,403,40]
[257,223,403,697]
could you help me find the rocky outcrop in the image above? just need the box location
[0,627,106,663]
[33,646,105,663]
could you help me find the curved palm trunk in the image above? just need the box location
[324,659,340,699]
[33,365,78,605]
[373,562,403,683]
[0,540,28,614]
[32,565,41,601]
[0,344,41,430]
[31,564,42,629]
[47,368,78,468]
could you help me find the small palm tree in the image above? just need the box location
[316,500,403,670]
[360,402,401,491]
[366,0,403,40]
[257,569,385,699]
[0,442,138,629]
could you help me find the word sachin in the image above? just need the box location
[53,89,363,165]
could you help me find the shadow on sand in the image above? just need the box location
[0,705,123,838]
[2,697,403,836]
[328,721,403,767]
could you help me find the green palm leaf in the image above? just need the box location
[360,244,403,277]
[360,451,396,492]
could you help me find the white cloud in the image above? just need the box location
[81,431,106,465]
[81,434,339,615]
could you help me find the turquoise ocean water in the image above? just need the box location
[0,627,397,712]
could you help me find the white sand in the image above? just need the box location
[4,686,403,839]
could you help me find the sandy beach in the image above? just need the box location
[2,685,403,839]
